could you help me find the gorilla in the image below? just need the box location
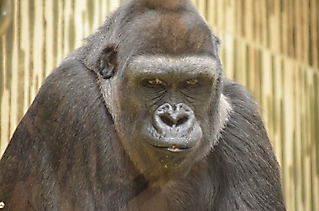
[0,0,286,210]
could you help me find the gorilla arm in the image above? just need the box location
[0,59,117,211]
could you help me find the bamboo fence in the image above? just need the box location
[0,0,318,210]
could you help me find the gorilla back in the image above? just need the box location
[0,0,286,210]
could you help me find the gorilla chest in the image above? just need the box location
[118,184,214,211]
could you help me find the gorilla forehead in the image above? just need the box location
[125,55,221,77]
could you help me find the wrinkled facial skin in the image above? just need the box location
[102,55,229,184]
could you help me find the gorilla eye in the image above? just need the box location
[147,79,163,86]
[186,79,198,85]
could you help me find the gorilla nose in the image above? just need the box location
[154,103,194,130]
[160,113,189,127]
[149,103,202,150]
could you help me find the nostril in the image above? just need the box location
[176,116,188,126]
[159,114,189,127]
[160,115,175,127]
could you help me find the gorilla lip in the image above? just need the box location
[153,144,194,153]
[165,145,191,153]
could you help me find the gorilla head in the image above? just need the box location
[92,0,231,184]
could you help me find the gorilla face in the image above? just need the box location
[101,54,231,184]
[92,0,233,185]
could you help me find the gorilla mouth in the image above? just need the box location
[146,127,198,153]
[142,119,202,153]
[159,145,193,153]
[141,116,202,153]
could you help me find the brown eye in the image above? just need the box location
[147,79,163,86]
[186,79,198,85]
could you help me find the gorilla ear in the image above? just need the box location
[99,46,118,79]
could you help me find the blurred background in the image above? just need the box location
[0,0,318,210]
